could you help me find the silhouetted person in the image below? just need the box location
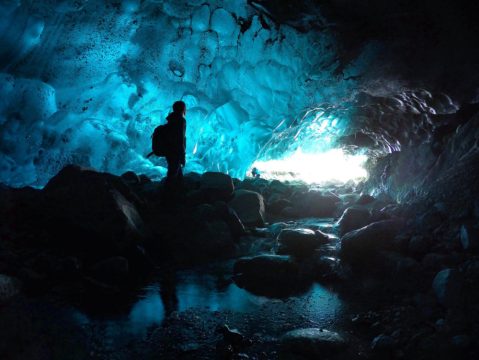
[165,101,186,189]
[251,167,261,178]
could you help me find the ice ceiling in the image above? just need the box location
[0,0,380,187]
[6,0,471,187]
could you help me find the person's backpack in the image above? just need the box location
[147,124,171,157]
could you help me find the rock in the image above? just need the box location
[371,334,395,352]
[276,228,328,258]
[268,179,290,195]
[200,172,234,201]
[340,219,405,266]
[43,165,145,256]
[193,220,236,260]
[280,206,300,218]
[229,190,265,227]
[313,256,340,281]
[214,202,246,239]
[356,194,375,205]
[269,222,288,237]
[451,334,471,349]
[408,235,431,255]
[267,198,292,215]
[233,255,308,296]
[91,256,129,286]
[421,253,449,273]
[432,268,464,307]
[377,251,420,277]
[121,170,140,185]
[0,274,21,303]
[216,324,245,350]
[183,172,201,191]
[418,209,444,230]
[460,224,479,251]
[293,191,339,217]
[281,328,348,357]
[337,206,371,236]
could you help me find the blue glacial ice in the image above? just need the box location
[0,0,368,187]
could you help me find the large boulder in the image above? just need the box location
[233,255,309,296]
[229,190,265,227]
[281,328,348,358]
[337,206,371,236]
[199,172,234,201]
[42,165,146,258]
[339,219,405,266]
[277,228,329,257]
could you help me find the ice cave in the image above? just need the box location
[1,0,479,359]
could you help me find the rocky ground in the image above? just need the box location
[1,165,479,359]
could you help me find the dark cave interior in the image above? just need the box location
[1,1,479,359]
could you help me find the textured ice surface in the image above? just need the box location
[0,0,368,187]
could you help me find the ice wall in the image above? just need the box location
[0,0,364,187]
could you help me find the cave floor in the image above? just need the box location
[1,217,427,360]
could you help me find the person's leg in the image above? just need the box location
[166,155,182,189]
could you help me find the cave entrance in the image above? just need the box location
[249,148,368,185]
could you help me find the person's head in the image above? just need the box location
[172,100,186,116]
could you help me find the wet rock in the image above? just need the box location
[267,198,292,215]
[281,328,348,357]
[340,219,405,266]
[233,255,308,296]
[229,190,265,227]
[269,222,288,237]
[0,274,21,303]
[339,193,360,207]
[371,334,395,352]
[313,256,340,281]
[91,256,129,286]
[200,172,234,201]
[276,228,328,258]
[337,206,371,236]
[268,179,290,195]
[356,193,375,205]
[432,268,464,307]
[460,224,479,251]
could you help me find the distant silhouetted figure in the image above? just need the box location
[165,101,186,189]
[251,167,261,179]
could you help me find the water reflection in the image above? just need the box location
[74,265,343,346]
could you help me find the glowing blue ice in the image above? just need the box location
[0,0,366,187]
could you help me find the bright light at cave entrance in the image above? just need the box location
[251,149,368,185]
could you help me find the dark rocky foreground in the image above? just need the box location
[1,165,479,359]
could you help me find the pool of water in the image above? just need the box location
[71,261,343,347]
